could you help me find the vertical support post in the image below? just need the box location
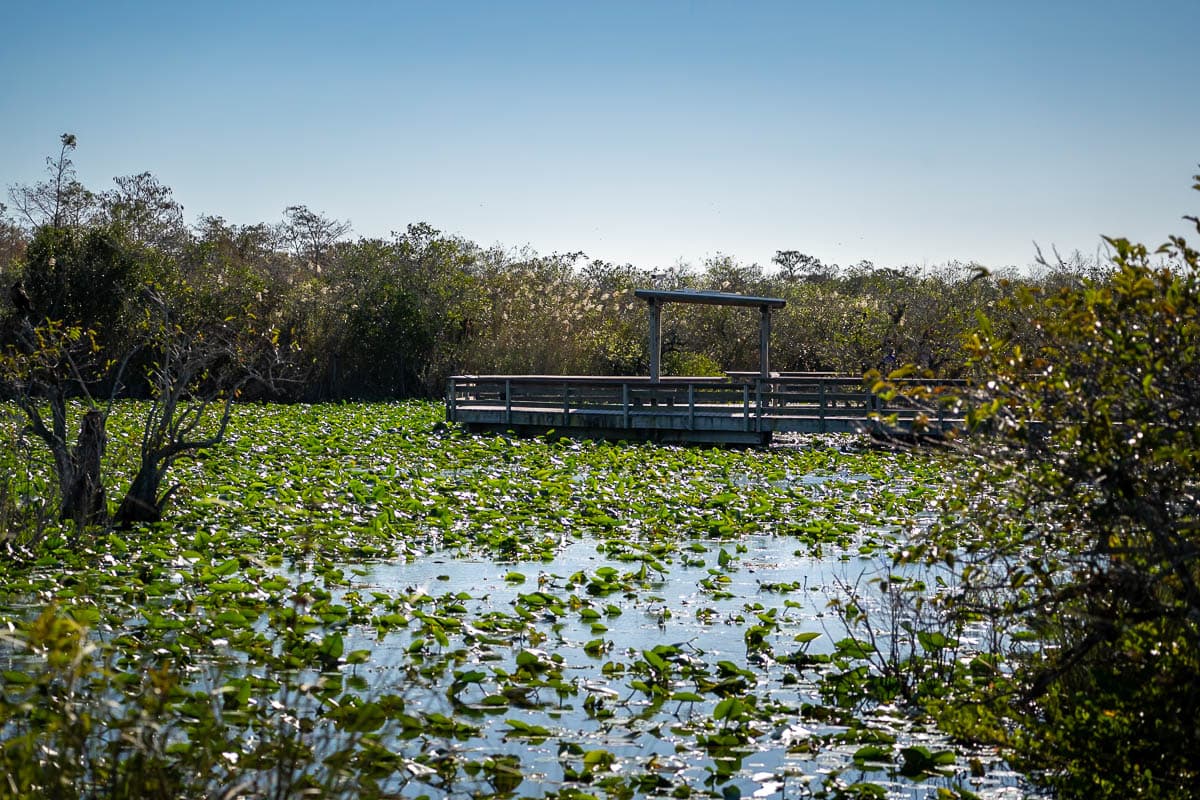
[622,382,630,429]
[504,379,512,425]
[755,378,764,433]
[759,305,771,379]
[648,299,662,382]
[563,383,570,426]
[687,383,695,429]
[819,380,827,433]
[743,384,751,431]
[446,378,456,420]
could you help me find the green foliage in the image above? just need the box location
[19,223,159,352]
[925,174,1200,798]
[3,133,1101,403]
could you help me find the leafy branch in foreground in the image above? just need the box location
[903,171,1200,799]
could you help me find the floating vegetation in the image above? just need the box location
[0,401,1027,799]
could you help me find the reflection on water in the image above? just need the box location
[311,533,1030,799]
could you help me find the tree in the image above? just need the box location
[0,320,121,526]
[115,288,293,525]
[772,250,834,282]
[6,133,96,230]
[100,171,188,252]
[0,211,28,272]
[2,137,291,529]
[19,222,152,349]
[2,283,291,528]
[278,204,350,271]
[1,220,152,526]
[917,172,1200,798]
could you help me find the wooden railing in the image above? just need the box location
[447,373,963,436]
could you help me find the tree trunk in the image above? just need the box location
[60,409,107,526]
[115,461,165,527]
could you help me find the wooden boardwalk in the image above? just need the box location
[446,374,962,445]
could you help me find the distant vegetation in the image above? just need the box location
[2,135,1102,402]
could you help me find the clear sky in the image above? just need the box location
[2,0,1197,272]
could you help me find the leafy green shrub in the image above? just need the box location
[924,172,1200,798]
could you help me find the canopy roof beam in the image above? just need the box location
[633,289,787,382]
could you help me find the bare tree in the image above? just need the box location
[0,319,134,525]
[279,204,350,271]
[7,133,96,231]
[1,290,292,529]
[115,290,293,525]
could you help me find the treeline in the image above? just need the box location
[2,137,1101,399]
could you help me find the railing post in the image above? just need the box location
[819,379,826,434]
[622,382,630,429]
[687,383,695,429]
[446,378,456,421]
[755,378,763,433]
[743,384,751,431]
[563,383,570,426]
[504,379,512,425]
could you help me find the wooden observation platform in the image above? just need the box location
[446,289,962,445]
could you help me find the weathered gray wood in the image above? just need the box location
[636,289,784,383]
[447,374,964,445]
[634,289,785,308]
[819,381,827,434]
[648,300,661,382]
[759,306,771,378]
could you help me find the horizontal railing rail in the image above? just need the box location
[447,374,966,437]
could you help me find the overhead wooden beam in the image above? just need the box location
[634,289,785,309]
[634,289,786,382]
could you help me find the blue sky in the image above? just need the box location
[2,1,1197,272]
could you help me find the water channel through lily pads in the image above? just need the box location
[0,401,1033,798]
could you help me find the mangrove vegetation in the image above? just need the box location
[1,137,1197,799]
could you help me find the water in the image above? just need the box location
[304,532,1031,799]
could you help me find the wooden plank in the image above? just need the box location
[634,289,786,308]
[447,374,965,445]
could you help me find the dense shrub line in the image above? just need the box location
[2,139,1100,401]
